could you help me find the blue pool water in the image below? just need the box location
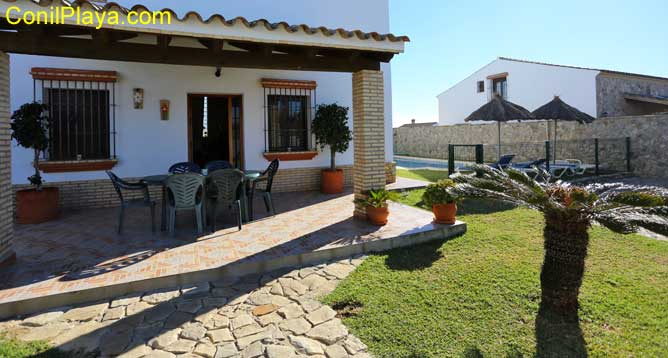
[394,156,468,170]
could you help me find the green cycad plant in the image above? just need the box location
[451,165,668,316]
[10,102,50,190]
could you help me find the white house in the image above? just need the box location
[3,0,403,202]
[438,57,668,125]
[0,0,408,265]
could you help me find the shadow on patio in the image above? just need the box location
[1,191,345,289]
[0,188,466,356]
[0,188,456,318]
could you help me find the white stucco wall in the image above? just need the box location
[10,0,395,184]
[437,58,600,125]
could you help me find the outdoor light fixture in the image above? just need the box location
[215,66,222,78]
[160,100,170,121]
[133,88,144,109]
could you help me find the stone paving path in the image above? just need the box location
[0,257,370,358]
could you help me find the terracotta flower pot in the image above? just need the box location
[432,203,457,225]
[366,206,389,226]
[321,169,344,194]
[16,187,60,224]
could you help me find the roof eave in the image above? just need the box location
[0,0,407,54]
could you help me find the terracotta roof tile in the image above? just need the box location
[3,0,410,43]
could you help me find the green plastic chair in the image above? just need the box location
[206,169,244,231]
[166,173,205,235]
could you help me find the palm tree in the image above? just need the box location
[450,166,668,316]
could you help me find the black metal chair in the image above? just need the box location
[204,160,232,172]
[169,162,201,174]
[250,159,280,219]
[206,169,244,231]
[106,171,156,235]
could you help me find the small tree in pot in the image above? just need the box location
[11,102,60,224]
[312,103,352,194]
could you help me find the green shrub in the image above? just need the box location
[354,189,400,208]
[422,179,458,207]
[612,192,665,207]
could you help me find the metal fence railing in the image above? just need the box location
[446,137,631,177]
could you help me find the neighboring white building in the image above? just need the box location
[438,57,668,125]
[4,0,406,202]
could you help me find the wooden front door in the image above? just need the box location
[188,94,243,169]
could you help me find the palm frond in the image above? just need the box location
[595,206,668,235]
[454,166,668,237]
[451,165,551,210]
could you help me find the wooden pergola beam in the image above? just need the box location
[0,24,387,72]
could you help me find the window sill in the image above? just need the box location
[38,159,119,173]
[263,151,318,162]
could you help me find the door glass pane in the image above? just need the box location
[232,96,242,168]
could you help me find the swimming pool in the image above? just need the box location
[394,156,469,170]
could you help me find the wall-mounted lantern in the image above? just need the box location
[160,100,170,121]
[133,88,144,109]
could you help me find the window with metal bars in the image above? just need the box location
[31,68,117,161]
[266,94,310,152]
[262,79,316,153]
[45,88,110,161]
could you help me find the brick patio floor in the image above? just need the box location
[0,190,450,314]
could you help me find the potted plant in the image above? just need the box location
[312,103,353,194]
[354,188,400,225]
[11,102,60,224]
[422,179,459,224]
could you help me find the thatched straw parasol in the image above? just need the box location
[531,96,596,163]
[464,95,534,159]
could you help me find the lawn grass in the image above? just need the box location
[324,193,668,357]
[0,335,76,358]
[397,168,450,183]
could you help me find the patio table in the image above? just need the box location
[143,170,262,231]
[242,170,262,222]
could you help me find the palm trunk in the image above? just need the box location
[330,148,336,171]
[541,208,590,316]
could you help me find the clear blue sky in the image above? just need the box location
[389,0,668,127]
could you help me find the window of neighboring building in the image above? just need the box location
[267,95,309,152]
[45,87,111,161]
[477,81,484,93]
[492,77,507,99]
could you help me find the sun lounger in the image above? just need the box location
[512,158,546,169]
[491,154,516,170]
[553,159,596,176]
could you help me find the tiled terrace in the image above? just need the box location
[0,189,465,318]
